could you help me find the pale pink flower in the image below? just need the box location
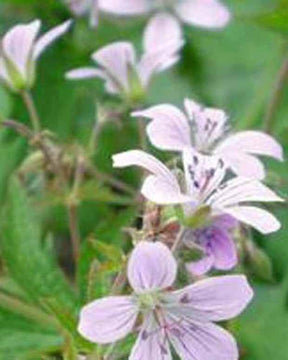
[184,215,239,275]
[66,14,183,103]
[78,241,253,360]
[98,0,231,36]
[112,149,283,234]
[133,99,284,180]
[65,0,98,27]
[0,19,72,92]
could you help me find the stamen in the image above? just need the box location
[180,293,190,304]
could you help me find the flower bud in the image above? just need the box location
[0,19,72,92]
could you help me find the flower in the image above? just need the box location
[78,241,253,360]
[98,0,231,35]
[133,99,284,179]
[65,0,98,27]
[184,215,239,275]
[112,149,283,234]
[0,19,72,92]
[66,13,183,104]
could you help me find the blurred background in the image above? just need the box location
[0,0,288,359]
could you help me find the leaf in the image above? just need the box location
[251,5,288,34]
[0,131,24,202]
[0,305,61,360]
[234,279,288,360]
[0,178,78,312]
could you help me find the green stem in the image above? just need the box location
[137,118,147,151]
[264,54,288,134]
[172,227,186,254]
[91,167,136,196]
[0,290,56,327]
[21,90,41,133]
[67,155,85,264]
[88,119,102,156]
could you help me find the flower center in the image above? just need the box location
[136,290,162,311]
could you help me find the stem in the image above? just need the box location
[0,290,56,327]
[137,118,147,150]
[88,119,102,156]
[67,155,85,264]
[91,167,136,196]
[111,262,127,295]
[67,204,81,264]
[21,90,41,133]
[172,227,186,254]
[264,54,288,134]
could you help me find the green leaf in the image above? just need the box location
[251,5,288,34]
[0,305,61,360]
[235,279,288,359]
[0,178,78,312]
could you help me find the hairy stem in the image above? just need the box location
[21,90,41,133]
[67,155,85,264]
[91,167,136,196]
[264,54,288,134]
[172,227,186,253]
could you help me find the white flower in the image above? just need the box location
[133,99,284,180]
[112,149,283,234]
[66,13,183,104]
[0,19,72,92]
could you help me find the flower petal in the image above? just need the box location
[173,275,253,321]
[215,130,284,161]
[128,241,177,292]
[184,98,228,152]
[223,206,281,234]
[182,149,226,199]
[175,0,231,29]
[219,152,266,180]
[92,42,136,92]
[133,104,191,151]
[143,13,182,53]
[169,320,238,360]
[33,20,72,60]
[213,214,238,230]
[65,67,106,80]
[142,174,192,205]
[78,296,138,344]
[112,150,190,204]
[0,57,13,87]
[209,177,283,208]
[186,255,214,276]
[98,0,151,15]
[210,229,238,270]
[3,20,41,77]
[68,0,90,15]
[129,313,172,360]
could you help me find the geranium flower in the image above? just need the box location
[98,0,231,34]
[78,241,253,360]
[65,0,98,27]
[66,14,183,103]
[112,149,283,234]
[133,99,284,179]
[183,214,239,275]
[0,19,72,92]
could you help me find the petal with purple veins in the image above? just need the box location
[128,241,177,292]
[172,275,253,321]
[78,296,138,344]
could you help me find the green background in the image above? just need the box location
[0,0,288,359]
